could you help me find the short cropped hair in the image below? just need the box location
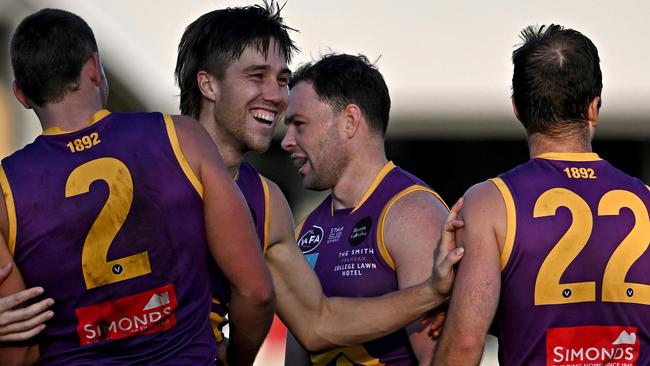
[289,54,391,135]
[512,24,602,136]
[175,1,298,118]
[10,8,98,107]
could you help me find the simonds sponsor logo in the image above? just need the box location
[546,326,640,366]
[76,284,177,345]
[298,225,324,253]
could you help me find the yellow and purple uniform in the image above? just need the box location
[0,110,218,364]
[295,161,447,366]
[492,152,650,366]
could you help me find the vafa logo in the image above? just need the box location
[298,225,324,253]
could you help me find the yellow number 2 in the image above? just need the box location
[65,158,151,290]
[533,188,649,306]
[599,190,650,304]
[533,189,596,305]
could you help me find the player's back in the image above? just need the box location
[492,152,650,366]
[0,110,217,365]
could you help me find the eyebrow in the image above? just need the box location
[243,64,270,73]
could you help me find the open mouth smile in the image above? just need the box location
[250,108,276,125]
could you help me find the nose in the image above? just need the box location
[281,125,296,152]
[263,79,288,107]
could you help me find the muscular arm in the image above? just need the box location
[264,181,463,352]
[383,190,449,365]
[432,181,505,366]
[173,115,275,366]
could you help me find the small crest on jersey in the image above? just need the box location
[327,226,345,243]
[298,225,324,253]
[349,217,372,246]
[76,284,177,346]
[546,325,640,366]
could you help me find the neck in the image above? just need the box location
[198,109,246,179]
[35,97,104,132]
[331,144,388,210]
[527,130,592,159]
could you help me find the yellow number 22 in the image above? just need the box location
[65,158,151,290]
[533,188,649,306]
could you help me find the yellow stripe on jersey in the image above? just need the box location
[489,178,517,271]
[311,345,384,366]
[334,161,396,215]
[294,218,306,241]
[377,185,448,271]
[42,109,111,136]
[0,165,16,256]
[163,114,203,198]
[536,152,601,162]
[260,176,271,255]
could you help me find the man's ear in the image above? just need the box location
[587,96,600,128]
[197,71,219,102]
[12,81,31,109]
[511,98,521,122]
[88,52,103,85]
[342,103,362,139]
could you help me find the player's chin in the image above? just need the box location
[247,137,272,154]
[302,175,329,192]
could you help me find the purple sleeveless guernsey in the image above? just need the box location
[209,162,270,342]
[296,162,447,366]
[0,110,217,365]
[491,152,650,366]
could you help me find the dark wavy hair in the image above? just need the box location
[175,1,298,118]
[512,24,602,136]
[290,54,391,135]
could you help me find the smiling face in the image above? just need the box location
[281,81,348,191]
[212,38,291,153]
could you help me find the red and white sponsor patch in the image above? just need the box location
[546,326,640,366]
[76,283,177,346]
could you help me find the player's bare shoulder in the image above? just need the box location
[463,180,505,209]
[382,189,448,239]
[461,180,507,250]
[170,114,216,152]
[170,114,225,177]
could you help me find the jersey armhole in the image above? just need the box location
[0,165,16,256]
[376,185,448,271]
[162,114,204,198]
[259,175,271,255]
[294,218,306,241]
[488,177,516,271]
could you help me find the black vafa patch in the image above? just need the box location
[298,225,324,253]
